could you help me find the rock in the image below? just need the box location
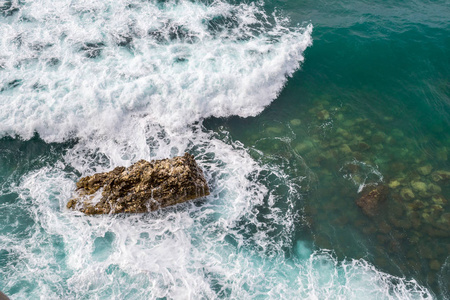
[378,222,392,234]
[417,165,433,176]
[342,163,360,177]
[294,141,314,153]
[356,185,388,217]
[400,188,415,201]
[290,119,302,126]
[411,181,427,193]
[432,195,447,206]
[429,260,441,271]
[316,109,330,120]
[422,213,432,223]
[428,183,441,194]
[388,180,401,189]
[409,199,425,210]
[67,153,210,215]
[339,144,352,155]
[431,170,450,184]
[266,126,283,135]
[430,204,444,217]
[336,128,351,140]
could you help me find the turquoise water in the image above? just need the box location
[0,0,449,299]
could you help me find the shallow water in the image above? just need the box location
[1,0,449,298]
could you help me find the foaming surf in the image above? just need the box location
[0,0,433,298]
[0,0,312,141]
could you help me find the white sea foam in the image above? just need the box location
[0,0,433,298]
[0,0,312,142]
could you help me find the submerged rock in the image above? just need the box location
[388,180,401,189]
[356,185,388,217]
[67,153,210,215]
[417,164,433,176]
[400,187,415,201]
[432,195,447,206]
[429,260,441,271]
[427,183,441,195]
[339,144,352,155]
[289,119,302,126]
[336,128,351,140]
[294,140,314,153]
[316,109,330,120]
[431,170,450,184]
[411,181,427,193]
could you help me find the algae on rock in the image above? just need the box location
[356,185,388,217]
[67,153,210,215]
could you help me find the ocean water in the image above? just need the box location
[0,0,448,299]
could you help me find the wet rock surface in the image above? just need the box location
[356,185,388,217]
[67,153,210,214]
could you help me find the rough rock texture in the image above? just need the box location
[67,153,210,215]
[431,170,450,184]
[356,185,388,217]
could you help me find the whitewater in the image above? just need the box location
[0,0,433,298]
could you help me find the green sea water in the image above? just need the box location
[1,0,449,298]
[207,0,450,297]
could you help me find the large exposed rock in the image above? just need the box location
[67,153,210,215]
[356,185,388,217]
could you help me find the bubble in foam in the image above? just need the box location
[0,0,312,142]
